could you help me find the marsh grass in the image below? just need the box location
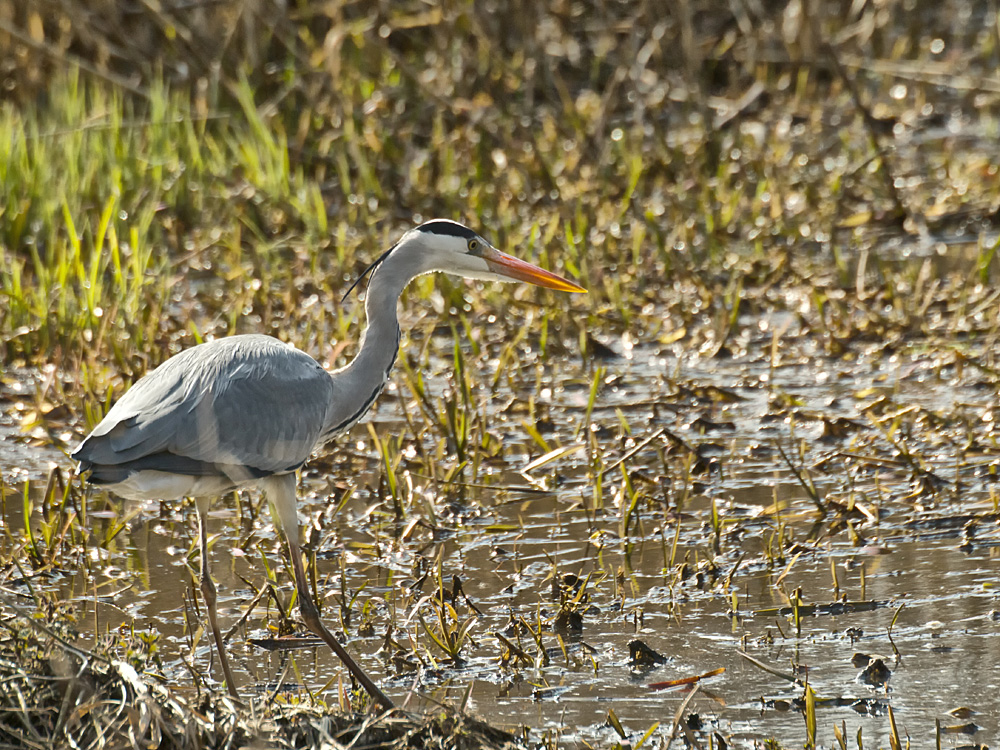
[4,1,1000,748]
[5,2,999,413]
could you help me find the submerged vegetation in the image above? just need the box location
[2,0,1000,748]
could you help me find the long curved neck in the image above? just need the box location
[321,255,414,437]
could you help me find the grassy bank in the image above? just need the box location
[4,2,999,399]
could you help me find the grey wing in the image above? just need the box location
[73,336,336,477]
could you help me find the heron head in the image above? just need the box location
[407,219,586,292]
[343,219,585,302]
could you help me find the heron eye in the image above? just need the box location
[468,239,479,252]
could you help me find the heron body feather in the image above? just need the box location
[74,334,339,498]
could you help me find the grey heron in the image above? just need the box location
[72,219,585,708]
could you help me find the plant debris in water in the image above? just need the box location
[0,602,522,750]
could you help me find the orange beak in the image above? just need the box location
[485,248,587,293]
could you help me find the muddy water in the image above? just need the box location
[2,337,999,748]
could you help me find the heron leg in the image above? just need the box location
[263,475,394,710]
[195,495,239,700]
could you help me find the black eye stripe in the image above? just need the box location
[417,219,478,239]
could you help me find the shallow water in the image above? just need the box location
[2,336,999,748]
